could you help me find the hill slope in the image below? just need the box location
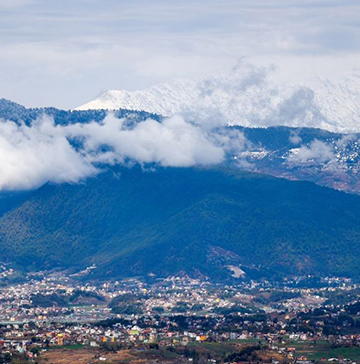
[0,166,360,280]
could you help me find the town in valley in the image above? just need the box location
[1,265,360,363]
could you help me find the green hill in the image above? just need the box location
[0,166,360,280]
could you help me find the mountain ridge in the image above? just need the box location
[1,99,360,194]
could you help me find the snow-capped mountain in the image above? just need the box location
[77,81,197,117]
[77,71,360,133]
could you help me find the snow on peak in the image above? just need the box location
[77,70,360,133]
[77,80,198,116]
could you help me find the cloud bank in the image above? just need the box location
[0,109,358,193]
[66,114,225,168]
[0,114,244,191]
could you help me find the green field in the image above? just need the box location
[184,340,360,362]
[286,340,360,361]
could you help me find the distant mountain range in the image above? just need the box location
[0,98,159,126]
[0,99,360,193]
[77,73,360,133]
[2,98,360,193]
[1,99,360,281]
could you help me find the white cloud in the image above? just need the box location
[0,116,97,190]
[335,133,357,148]
[65,114,225,167]
[289,131,302,145]
[288,139,335,164]
[0,113,243,191]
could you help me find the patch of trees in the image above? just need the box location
[225,344,262,363]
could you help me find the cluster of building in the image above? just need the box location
[0,269,360,362]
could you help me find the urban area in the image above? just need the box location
[1,264,360,363]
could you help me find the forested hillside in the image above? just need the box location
[0,166,359,280]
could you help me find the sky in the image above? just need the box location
[0,0,360,191]
[0,0,360,109]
